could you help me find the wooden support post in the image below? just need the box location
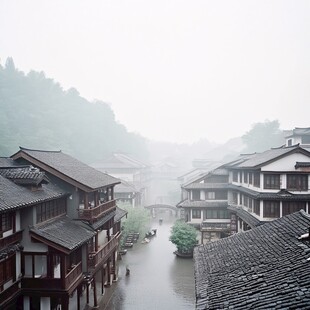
[84,193,89,209]
[61,255,66,289]
[77,286,81,310]
[107,259,111,286]
[86,283,89,304]
[95,233,99,252]
[62,296,69,310]
[112,251,117,281]
[101,268,104,294]
[93,278,98,308]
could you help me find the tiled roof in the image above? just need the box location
[183,183,228,190]
[0,175,67,212]
[177,199,228,208]
[181,167,228,188]
[12,147,120,190]
[114,206,128,223]
[194,210,310,309]
[91,210,116,230]
[286,127,310,137]
[0,166,46,186]
[228,205,263,228]
[30,216,95,252]
[0,157,22,168]
[91,153,149,170]
[295,161,310,168]
[114,180,139,193]
[229,184,310,201]
[232,146,310,169]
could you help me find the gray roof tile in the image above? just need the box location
[13,147,120,190]
[232,146,310,169]
[30,216,95,251]
[178,199,228,208]
[0,175,66,212]
[194,210,310,309]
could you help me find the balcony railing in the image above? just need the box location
[78,200,116,222]
[22,261,83,291]
[0,281,20,306]
[88,233,120,270]
[0,230,23,251]
[64,261,83,289]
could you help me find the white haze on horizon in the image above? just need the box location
[1,0,309,144]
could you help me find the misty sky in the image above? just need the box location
[1,0,310,144]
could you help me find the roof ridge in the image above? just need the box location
[20,146,61,153]
[299,209,310,220]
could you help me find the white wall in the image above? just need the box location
[262,153,310,172]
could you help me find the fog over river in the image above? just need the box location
[105,212,195,310]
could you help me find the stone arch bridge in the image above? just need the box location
[144,204,179,218]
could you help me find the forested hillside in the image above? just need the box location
[0,58,148,163]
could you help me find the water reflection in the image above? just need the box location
[105,212,195,310]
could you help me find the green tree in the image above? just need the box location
[0,57,149,162]
[169,220,198,254]
[120,204,151,242]
[242,120,285,153]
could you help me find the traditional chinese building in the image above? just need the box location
[0,147,126,309]
[177,128,310,243]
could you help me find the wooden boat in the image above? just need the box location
[145,229,157,238]
[124,242,133,248]
[119,249,127,255]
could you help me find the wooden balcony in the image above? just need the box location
[0,281,20,306]
[22,261,83,292]
[78,200,116,222]
[88,233,120,270]
[0,230,23,251]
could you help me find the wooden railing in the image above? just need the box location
[88,233,120,269]
[64,261,82,289]
[22,261,83,291]
[0,230,23,250]
[78,200,116,221]
[0,281,20,305]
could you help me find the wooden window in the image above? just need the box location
[192,190,200,201]
[206,209,229,219]
[264,174,280,189]
[232,192,238,204]
[215,191,227,200]
[232,171,238,182]
[249,172,253,185]
[192,209,201,219]
[253,200,260,215]
[206,192,215,200]
[287,174,308,191]
[0,213,13,232]
[36,198,66,223]
[23,253,48,278]
[263,201,280,218]
[253,172,260,187]
[244,172,248,183]
[282,201,306,216]
[0,255,15,287]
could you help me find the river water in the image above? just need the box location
[105,212,195,310]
